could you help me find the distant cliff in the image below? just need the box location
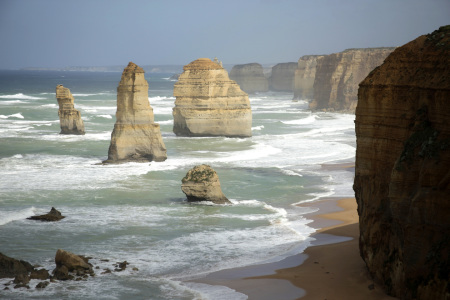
[354,26,450,299]
[229,63,269,93]
[310,47,394,112]
[269,62,297,92]
[293,55,323,100]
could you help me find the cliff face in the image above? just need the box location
[55,85,85,135]
[104,62,167,163]
[354,26,450,300]
[229,63,269,93]
[269,62,297,92]
[310,48,394,112]
[173,58,252,137]
[293,55,323,100]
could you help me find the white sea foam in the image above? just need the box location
[0,113,24,119]
[0,207,37,226]
[98,114,113,119]
[149,96,176,101]
[157,119,174,125]
[283,115,316,125]
[0,93,44,100]
[0,100,26,104]
[40,103,58,108]
[252,125,264,131]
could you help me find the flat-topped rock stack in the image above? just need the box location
[229,63,269,93]
[55,85,85,135]
[173,58,252,137]
[104,62,167,163]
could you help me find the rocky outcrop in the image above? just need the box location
[310,47,394,112]
[293,55,323,100]
[181,165,230,204]
[55,85,85,135]
[173,58,252,137]
[53,249,93,281]
[229,63,269,93]
[269,62,297,92]
[104,62,167,163]
[27,207,65,222]
[0,253,33,279]
[354,25,450,300]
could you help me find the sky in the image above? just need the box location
[0,0,449,69]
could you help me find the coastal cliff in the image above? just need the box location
[55,85,85,135]
[269,62,297,92]
[310,47,394,112]
[293,55,323,100]
[104,62,167,163]
[173,58,252,137]
[229,63,269,93]
[354,26,450,300]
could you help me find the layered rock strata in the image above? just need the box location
[229,63,269,93]
[181,164,230,204]
[55,85,85,135]
[173,58,252,137]
[354,26,450,300]
[104,62,167,163]
[293,55,323,100]
[310,47,394,112]
[269,62,297,92]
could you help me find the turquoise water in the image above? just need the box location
[0,70,355,299]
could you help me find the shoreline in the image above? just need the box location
[191,161,398,299]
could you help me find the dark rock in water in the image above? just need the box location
[0,252,33,279]
[114,261,128,272]
[13,273,30,285]
[27,207,65,222]
[35,281,50,289]
[53,265,72,281]
[54,249,92,272]
[30,268,50,280]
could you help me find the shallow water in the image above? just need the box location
[0,70,355,299]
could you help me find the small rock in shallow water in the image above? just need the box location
[36,281,49,289]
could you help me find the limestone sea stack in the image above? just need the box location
[354,26,450,300]
[173,58,252,137]
[293,55,323,100]
[55,85,85,135]
[229,63,269,93]
[269,62,297,92]
[181,165,231,204]
[310,47,394,112]
[104,62,167,163]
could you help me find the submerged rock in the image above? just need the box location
[104,62,167,163]
[55,85,85,135]
[354,25,450,300]
[27,207,65,222]
[173,58,252,137]
[181,165,230,204]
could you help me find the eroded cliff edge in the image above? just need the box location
[354,26,450,299]
[310,47,394,112]
[229,63,268,93]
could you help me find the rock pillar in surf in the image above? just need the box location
[55,85,85,135]
[104,62,167,163]
[181,164,231,204]
[173,58,252,137]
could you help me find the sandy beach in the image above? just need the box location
[194,196,398,300]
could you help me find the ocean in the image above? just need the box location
[0,70,355,299]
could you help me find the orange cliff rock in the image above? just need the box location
[55,85,85,135]
[104,62,167,163]
[310,48,394,112]
[173,58,252,137]
[293,55,324,100]
[354,25,450,300]
[269,62,297,92]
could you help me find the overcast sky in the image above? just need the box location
[0,0,449,69]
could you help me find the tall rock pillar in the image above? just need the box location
[55,85,85,135]
[104,62,167,163]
